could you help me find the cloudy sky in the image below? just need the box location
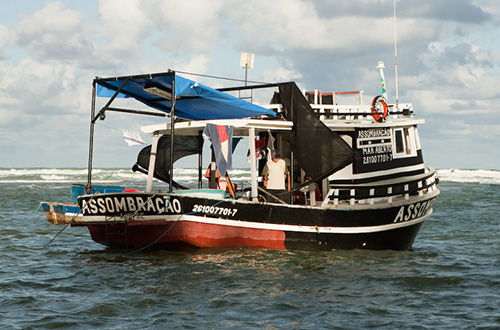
[1,0,499,170]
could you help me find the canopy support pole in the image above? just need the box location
[92,79,129,123]
[146,132,159,193]
[86,80,97,193]
[393,0,399,109]
[168,71,176,193]
[290,151,294,205]
[102,107,166,117]
[87,78,129,193]
[289,87,295,205]
[198,131,203,189]
[249,127,258,202]
[209,150,217,188]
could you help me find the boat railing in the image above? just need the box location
[262,88,413,121]
[263,103,413,121]
[322,169,438,207]
[305,90,364,105]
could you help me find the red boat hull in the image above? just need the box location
[88,220,287,250]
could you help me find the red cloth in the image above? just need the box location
[255,137,267,149]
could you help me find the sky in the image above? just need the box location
[1,0,500,170]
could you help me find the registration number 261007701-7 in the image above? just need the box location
[191,204,238,217]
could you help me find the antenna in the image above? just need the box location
[240,52,255,87]
[393,0,399,108]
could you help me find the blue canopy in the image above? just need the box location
[95,72,275,120]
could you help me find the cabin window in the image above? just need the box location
[395,130,404,153]
[393,127,417,159]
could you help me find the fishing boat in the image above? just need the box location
[41,183,124,224]
[72,66,439,251]
[41,201,81,225]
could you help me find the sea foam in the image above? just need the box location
[437,169,500,184]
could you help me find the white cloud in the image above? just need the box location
[399,36,500,123]
[139,54,212,80]
[15,2,92,60]
[0,57,89,115]
[262,67,302,83]
[146,0,225,53]
[95,0,226,56]
[0,24,13,50]
[439,121,500,146]
[472,0,500,18]
[96,0,151,55]
[16,2,83,37]
[222,0,440,54]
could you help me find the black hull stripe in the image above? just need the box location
[331,166,426,185]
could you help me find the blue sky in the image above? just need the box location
[1,0,499,170]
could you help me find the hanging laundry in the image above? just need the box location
[203,124,233,176]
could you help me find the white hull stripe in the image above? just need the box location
[167,210,432,234]
[65,212,82,218]
[78,211,433,234]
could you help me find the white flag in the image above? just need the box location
[122,130,146,146]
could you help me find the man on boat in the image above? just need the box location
[262,151,291,203]
[205,163,237,198]
[205,163,221,189]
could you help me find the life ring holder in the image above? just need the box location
[371,95,389,123]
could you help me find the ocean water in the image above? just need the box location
[1,168,499,329]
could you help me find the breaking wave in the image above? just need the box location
[0,168,251,185]
[437,169,500,185]
[0,168,141,183]
[2,168,499,185]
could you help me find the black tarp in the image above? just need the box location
[136,135,203,189]
[278,82,359,183]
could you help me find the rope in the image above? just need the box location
[126,192,159,220]
[175,70,271,85]
[37,193,96,250]
[30,202,70,250]
[25,202,43,224]
[255,185,288,205]
[95,122,123,133]
[37,223,70,250]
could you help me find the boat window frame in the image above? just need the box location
[392,127,417,159]
[414,127,421,150]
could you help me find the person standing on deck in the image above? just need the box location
[262,152,291,203]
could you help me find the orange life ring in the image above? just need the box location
[371,95,388,122]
